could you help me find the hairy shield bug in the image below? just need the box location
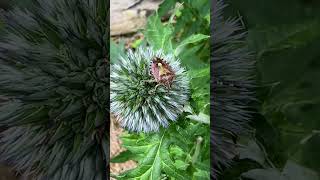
[150,57,175,88]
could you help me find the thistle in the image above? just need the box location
[212,0,254,179]
[0,0,109,179]
[111,47,189,132]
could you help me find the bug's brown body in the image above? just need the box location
[150,57,175,88]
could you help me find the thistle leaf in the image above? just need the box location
[145,14,173,53]
[116,123,209,180]
[175,34,210,56]
[241,160,319,180]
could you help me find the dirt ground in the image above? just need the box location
[109,31,147,178]
[110,118,137,177]
[0,165,18,180]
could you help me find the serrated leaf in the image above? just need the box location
[282,160,319,180]
[186,112,210,124]
[157,0,177,17]
[189,67,210,113]
[193,169,210,180]
[111,150,135,163]
[118,130,188,180]
[174,160,189,170]
[174,34,210,56]
[241,169,284,180]
[238,140,266,166]
[241,160,319,180]
[118,123,210,179]
[145,14,173,53]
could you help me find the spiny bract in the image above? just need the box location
[212,0,254,179]
[0,0,108,179]
[111,47,189,132]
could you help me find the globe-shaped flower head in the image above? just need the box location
[111,47,189,132]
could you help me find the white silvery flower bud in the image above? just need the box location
[111,47,190,132]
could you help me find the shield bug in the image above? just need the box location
[150,57,175,88]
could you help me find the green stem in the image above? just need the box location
[191,136,203,165]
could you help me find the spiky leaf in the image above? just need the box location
[115,123,210,180]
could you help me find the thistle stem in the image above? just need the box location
[191,136,203,165]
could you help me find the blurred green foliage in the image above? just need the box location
[221,0,320,179]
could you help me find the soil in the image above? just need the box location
[110,118,137,178]
[0,165,18,180]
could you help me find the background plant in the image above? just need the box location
[110,0,210,179]
[218,0,320,179]
[212,0,255,179]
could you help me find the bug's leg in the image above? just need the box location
[166,83,171,92]
[154,84,161,91]
[148,84,162,94]
[140,79,156,84]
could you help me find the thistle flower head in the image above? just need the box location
[111,47,189,132]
